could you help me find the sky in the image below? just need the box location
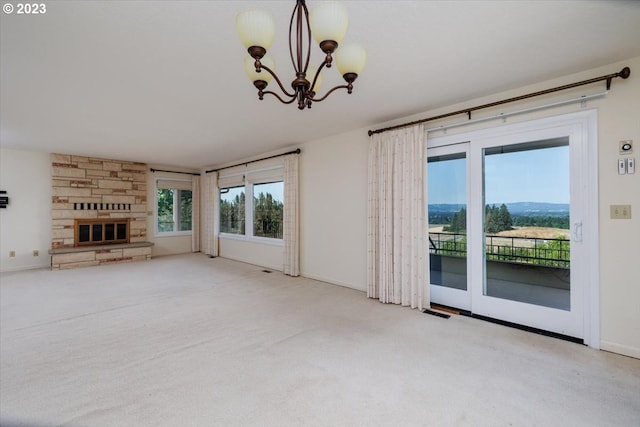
[428,145,570,205]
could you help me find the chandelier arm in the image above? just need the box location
[259,64,297,98]
[308,84,352,103]
[308,59,329,96]
[289,1,301,73]
[262,90,299,105]
[302,1,311,73]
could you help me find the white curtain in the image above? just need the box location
[367,124,429,310]
[283,154,300,276]
[191,175,200,252]
[202,171,219,257]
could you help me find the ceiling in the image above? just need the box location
[2,1,640,169]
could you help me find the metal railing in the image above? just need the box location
[429,232,570,268]
[220,218,282,239]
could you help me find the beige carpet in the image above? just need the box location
[1,254,639,426]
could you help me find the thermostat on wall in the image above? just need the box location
[619,140,633,154]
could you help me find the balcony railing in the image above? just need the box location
[429,232,570,268]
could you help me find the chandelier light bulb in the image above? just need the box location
[335,43,367,76]
[309,1,349,46]
[236,9,276,52]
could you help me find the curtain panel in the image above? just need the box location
[191,176,200,252]
[283,154,300,276]
[367,124,429,310]
[202,171,219,257]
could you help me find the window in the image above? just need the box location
[156,179,193,235]
[253,182,284,239]
[220,186,245,235]
[218,168,284,241]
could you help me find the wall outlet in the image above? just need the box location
[610,204,632,219]
[33,250,39,257]
[9,250,16,257]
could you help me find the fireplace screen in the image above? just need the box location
[75,219,129,246]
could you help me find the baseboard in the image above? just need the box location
[600,340,640,359]
[299,272,366,293]
[215,254,282,273]
[0,263,49,273]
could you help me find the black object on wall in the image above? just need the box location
[0,191,8,208]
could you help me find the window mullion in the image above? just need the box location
[246,183,254,238]
[173,190,179,232]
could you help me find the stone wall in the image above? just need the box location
[50,154,151,269]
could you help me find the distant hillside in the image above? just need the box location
[503,202,569,216]
[428,204,465,214]
[428,202,569,216]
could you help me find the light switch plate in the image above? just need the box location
[618,159,627,174]
[610,205,632,219]
[627,157,635,174]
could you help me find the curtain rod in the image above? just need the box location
[368,66,631,136]
[425,91,607,133]
[206,148,301,174]
[150,168,200,176]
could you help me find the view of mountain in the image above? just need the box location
[428,202,569,216]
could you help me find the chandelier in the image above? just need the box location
[236,0,366,110]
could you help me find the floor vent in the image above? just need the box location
[262,270,272,273]
[423,308,450,319]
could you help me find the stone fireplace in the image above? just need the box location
[48,154,152,269]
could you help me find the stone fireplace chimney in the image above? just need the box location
[49,154,152,269]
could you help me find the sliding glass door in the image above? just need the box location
[481,139,570,310]
[428,143,471,310]
[428,111,598,342]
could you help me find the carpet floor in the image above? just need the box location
[1,254,639,426]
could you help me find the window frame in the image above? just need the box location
[218,166,284,245]
[250,180,285,242]
[219,185,246,236]
[155,178,193,237]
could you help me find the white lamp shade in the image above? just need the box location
[306,66,322,93]
[244,55,274,83]
[309,1,348,45]
[236,9,275,50]
[335,43,366,75]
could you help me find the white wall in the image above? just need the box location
[0,149,52,272]
[219,237,283,271]
[299,128,369,289]
[297,57,640,358]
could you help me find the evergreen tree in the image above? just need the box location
[498,203,512,231]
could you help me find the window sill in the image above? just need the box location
[219,234,283,247]
[155,231,192,238]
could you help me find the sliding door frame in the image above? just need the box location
[427,110,600,348]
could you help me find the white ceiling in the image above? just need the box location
[2,1,640,169]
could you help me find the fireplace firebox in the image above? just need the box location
[74,219,130,247]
